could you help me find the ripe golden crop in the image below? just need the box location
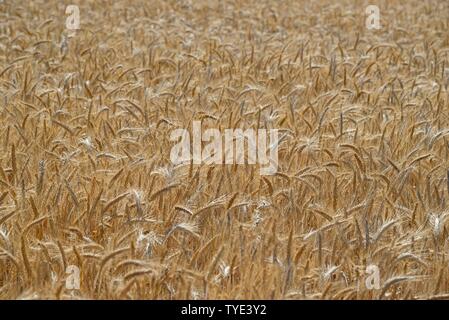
[0,0,448,300]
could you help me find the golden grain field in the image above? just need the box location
[1,0,449,300]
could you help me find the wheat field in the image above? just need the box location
[1,0,449,300]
